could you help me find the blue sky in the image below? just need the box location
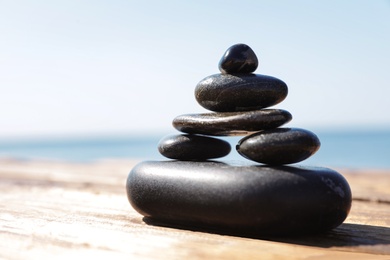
[0,1,389,139]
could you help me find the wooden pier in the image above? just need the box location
[1,159,389,259]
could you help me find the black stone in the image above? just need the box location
[195,74,288,112]
[126,160,352,235]
[218,43,258,74]
[237,128,321,165]
[173,109,292,136]
[158,134,231,160]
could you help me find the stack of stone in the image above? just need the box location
[126,44,352,236]
[158,43,320,165]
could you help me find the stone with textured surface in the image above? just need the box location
[173,109,292,136]
[195,74,288,112]
[237,128,320,165]
[127,160,352,235]
[218,43,258,74]
[158,134,231,160]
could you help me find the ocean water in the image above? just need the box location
[0,130,389,169]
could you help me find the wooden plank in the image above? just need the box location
[0,159,389,259]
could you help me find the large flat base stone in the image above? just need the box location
[126,160,352,235]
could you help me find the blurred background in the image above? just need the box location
[0,1,389,168]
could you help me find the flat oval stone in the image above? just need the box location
[158,134,231,160]
[237,128,321,165]
[195,74,288,112]
[127,161,352,235]
[173,109,292,136]
[218,43,258,74]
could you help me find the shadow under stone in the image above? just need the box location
[143,217,390,248]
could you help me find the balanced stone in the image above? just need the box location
[195,74,288,112]
[237,128,320,165]
[127,160,352,235]
[173,109,292,136]
[219,43,258,74]
[158,134,231,160]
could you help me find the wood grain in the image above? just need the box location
[0,159,389,259]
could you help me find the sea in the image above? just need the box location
[0,130,389,170]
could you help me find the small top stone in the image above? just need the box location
[218,44,258,74]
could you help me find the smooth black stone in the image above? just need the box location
[158,134,231,160]
[218,43,258,74]
[126,161,352,235]
[173,109,292,136]
[237,128,321,165]
[195,74,288,112]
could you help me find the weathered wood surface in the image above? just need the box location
[0,159,389,259]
